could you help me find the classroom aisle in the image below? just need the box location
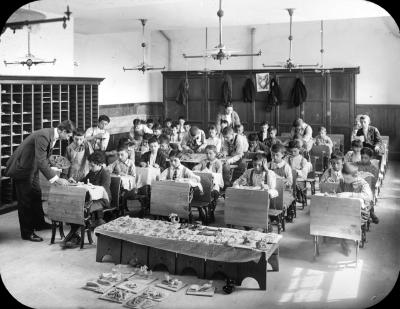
[0,162,399,309]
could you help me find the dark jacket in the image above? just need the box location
[243,78,256,103]
[176,78,189,105]
[140,149,167,171]
[5,128,57,180]
[266,78,282,112]
[289,78,307,107]
[81,166,111,208]
[221,74,232,105]
[356,126,383,153]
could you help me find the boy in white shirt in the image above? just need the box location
[205,125,222,153]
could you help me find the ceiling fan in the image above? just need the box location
[3,25,56,69]
[123,19,166,74]
[183,0,261,64]
[263,8,318,71]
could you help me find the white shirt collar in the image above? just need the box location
[54,128,59,140]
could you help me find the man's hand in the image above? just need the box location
[55,178,70,186]
[374,146,380,152]
[153,163,160,168]
[140,162,147,167]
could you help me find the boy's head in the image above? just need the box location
[148,136,159,153]
[189,126,201,138]
[288,140,301,157]
[208,125,217,138]
[293,137,304,149]
[260,121,269,133]
[158,134,170,151]
[152,124,162,136]
[205,145,217,161]
[97,115,110,130]
[57,120,75,140]
[164,118,172,127]
[360,115,370,130]
[183,121,191,132]
[342,163,358,183]
[235,124,244,134]
[222,126,235,142]
[225,104,233,115]
[171,123,178,134]
[330,151,344,172]
[248,133,259,149]
[293,118,304,131]
[73,128,85,146]
[133,118,141,126]
[169,150,182,168]
[142,133,152,146]
[146,119,154,129]
[88,151,106,172]
[351,140,363,153]
[268,125,277,138]
[220,119,229,129]
[252,154,267,173]
[319,126,327,137]
[117,145,129,162]
[360,147,373,164]
[271,143,286,163]
[178,116,185,125]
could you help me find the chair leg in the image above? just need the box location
[281,214,285,232]
[80,225,85,249]
[50,221,57,244]
[87,227,93,244]
[59,222,65,239]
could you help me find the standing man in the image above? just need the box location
[85,115,110,152]
[215,103,241,134]
[5,120,74,242]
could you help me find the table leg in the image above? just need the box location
[80,225,85,249]
[50,221,57,244]
[95,234,122,263]
[59,222,65,239]
[237,252,268,290]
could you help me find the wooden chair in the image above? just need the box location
[190,172,214,225]
[103,176,122,221]
[319,182,340,194]
[150,181,193,222]
[380,136,389,176]
[224,187,270,231]
[309,144,331,178]
[310,195,364,265]
[269,179,285,233]
[327,134,344,153]
[47,185,93,249]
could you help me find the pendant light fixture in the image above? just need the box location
[123,19,166,74]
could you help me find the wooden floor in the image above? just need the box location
[0,162,399,309]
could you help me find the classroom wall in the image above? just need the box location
[0,11,74,76]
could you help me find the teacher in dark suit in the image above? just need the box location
[5,120,75,242]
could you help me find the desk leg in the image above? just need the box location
[268,248,279,272]
[313,235,319,260]
[50,221,57,244]
[148,248,176,274]
[237,252,267,290]
[176,254,205,278]
[80,226,85,249]
[96,234,122,263]
[59,222,65,239]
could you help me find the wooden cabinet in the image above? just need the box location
[0,75,103,210]
[162,68,358,149]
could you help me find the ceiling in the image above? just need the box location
[14,0,390,34]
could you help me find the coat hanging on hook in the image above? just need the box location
[242,77,256,103]
[221,74,232,106]
[266,78,282,112]
[176,77,189,106]
[289,78,307,107]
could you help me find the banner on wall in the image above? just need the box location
[256,73,270,92]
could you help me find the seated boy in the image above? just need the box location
[160,150,201,182]
[218,119,229,140]
[181,126,207,153]
[336,163,376,255]
[177,116,186,142]
[62,151,112,248]
[235,124,249,152]
[247,133,268,154]
[162,118,173,136]
[64,128,93,182]
[205,125,222,153]
[129,118,152,142]
[169,123,181,144]
[140,136,167,171]
[287,140,312,205]
[320,151,344,184]
[314,126,333,156]
[219,126,247,187]
[152,123,163,139]
[146,119,154,133]
[139,133,152,154]
[159,134,174,157]
[257,121,269,146]
[266,126,281,148]
[107,144,136,177]
[356,147,379,181]
[268,143,293,188]
[344,140,362,163]
[193,145,223,219]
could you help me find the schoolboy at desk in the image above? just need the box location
[181,126,207,153]
[247,133,268,153]
[177,116,186,142]
[158,134,174,157]
[160,150,201,182]
[235,124,249,152]
[266,126,281,149]
[169,123,181,144]
[140,136,167,171]
[218,119,229,140]
[205,125,222,153]
[320,152,344,184]
[356,147,379,181]
[344,139,362,163]
[257,121,269,146]
[314,126,333,156]
[268,143,293,188]
[162,118,173,136]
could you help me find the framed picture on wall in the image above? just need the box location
[256,73,270,92]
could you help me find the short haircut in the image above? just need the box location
[164,118,172,123]
[146,119,154,124]
[171,123,178,129]
[260,121,269,127]
[225,102,233,108]
[330,151,344,161]
[248,133,259,142]
[360,115,370,123]
[152,123,162,131]
[148,136,159,145]
[288,140,301,150]
[268,125,277,133]
[189,126,200,136]
[98,115,110,123]
[133,118,141,125]
[271,143,285,154]
[220,119,229,125]
[319,126,327,132]
[205,145,217,153]
[342,162,358,176]
[351,139,363,148]
[57,120,76,133]
[208,125,217,131]
[142,133,152,141]
[178,115,185,120]
[222,126,234,136]
[253,153,267,163]
[234,124,243,132]
[169,149,182,159]
[292,118,303,127]
[88,150,106,165]
[183,121,191,126]
[158,134,170,144]
[117,144,129,153]
[360,147,373,157]
[74,128,85,136]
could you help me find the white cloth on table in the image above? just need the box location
[195,170,224,191]
[77,184,109,202]
[136,167,161,188]
[173,178,204,193]
[118,175,136,191]
[232,185,278,198]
